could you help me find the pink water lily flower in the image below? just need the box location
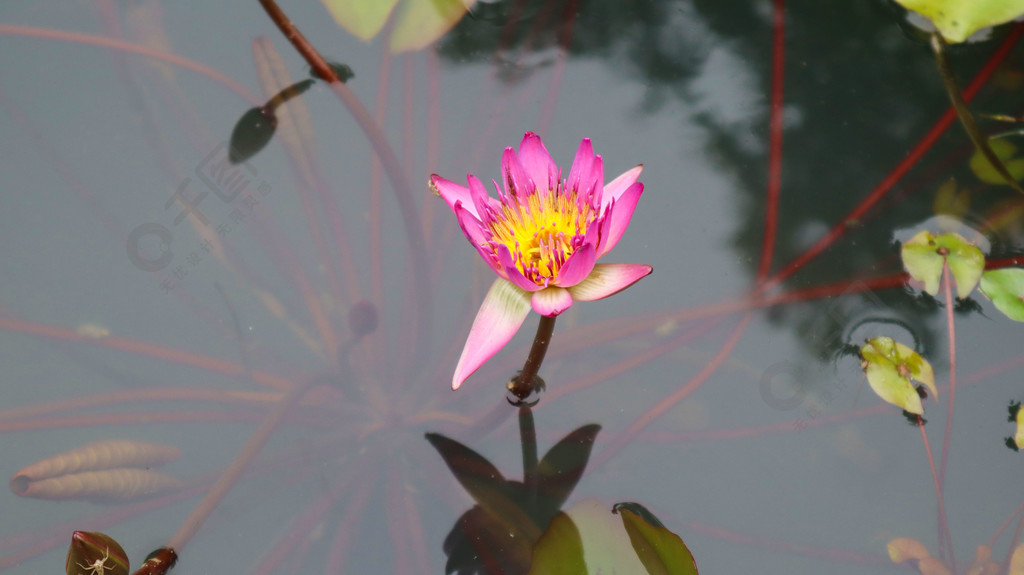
[430,132,652,390]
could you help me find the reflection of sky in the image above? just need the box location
[0,1,1022,574]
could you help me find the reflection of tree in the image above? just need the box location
[439,0,1024,362]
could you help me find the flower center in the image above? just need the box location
[486,187,594,286]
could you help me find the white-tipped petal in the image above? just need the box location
[452,279,532,390]
[567,263,652,301]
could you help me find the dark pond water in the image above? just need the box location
[1,1,1022,574]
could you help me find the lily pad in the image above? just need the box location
[861,337,936,415]
[980,269,1024,321]
[894,0,1024,43]
[529,499,697,575]
[970,139,1024,185]
[901,231,985,298]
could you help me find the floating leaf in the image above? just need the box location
[894,0,1024,43]
[11,439,180,484]
[529,499,696,575]
[901,231,985,298]
[67,531,129,575]
[888,537,931,563]
[321,0,401,41]
[390,0,475,52]
[528,510,587,575]
[970,139,1024,185]
[979,268,1024,321]
[12,468,183,503]
[618,507,699,575]
[861,337,936,415]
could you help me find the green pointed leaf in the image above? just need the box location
[536,424,601,513]
[861,337,936,414]
[618,508,699,575]
[902,230,945,295]
[528,511,588,575]
[980,268,1024,321]
[894,0,1024,43]
[902,231,985,298]
[424,433,541,541]
[391,0,474,52]
[612,502,666,528]
[322,0,401,41]
[970,139,1024,185]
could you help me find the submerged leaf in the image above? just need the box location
[390,0,475,52]
[894,0,1024,43]
[11,439,180,483]
[861,337,936,415]
[970,139,1024,185]
[321,0,401,41]
[527,511,587,575]
[979,268,1024,321]
[229,106,277,164]
[536,424,601,512]
[1016,402,1024,450]
[13,468,183,503]
[67,531,129,575]
[1010,542,1024,575]
[888,537,931,563]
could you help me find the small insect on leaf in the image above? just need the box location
[66,531,129,575]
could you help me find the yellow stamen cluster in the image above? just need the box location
[486,188,594,285]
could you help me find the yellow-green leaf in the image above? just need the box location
[901,231,985,298]
[322,0,401,41]
[861,337,936,414]
[618,508,699,575]
[980,268,1024,321]
[391,0,474,52]
[970,139,1024,185]
[895,0,1024,43]
[1009,542,1024,575]
[887,537,931,563]
[1016,404,1024,450]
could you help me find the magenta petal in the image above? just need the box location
[597,181,644,258]
[567,263,652,301]
[501,147,535,198]
[430,174,478,218]
[566,138,595,195]
[454,202,502,274]
[517,132,559,192]
[553,243,596,287]
[452,279,532,390]
[531,287,574,317]
[467,174,499,216]
[602,164,643,209]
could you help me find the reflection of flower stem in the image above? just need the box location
[257,0,432,364]
[519,406,538,515]
[510,315,557,401]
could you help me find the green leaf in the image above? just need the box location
[980,268,1024,321]
[390,0,474,52]
[894,0,1024,43]
[612,502,666,528]
[970,139,1024,185]
[618,508,699,575]
[229,107,277,165]
[529,499,698,575]
[536,424,601,512]
[425,433,541,541]
[901,231,985,298]
[861,337,936,415]
[321,0,401,41]
[1016,404,1024,451]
